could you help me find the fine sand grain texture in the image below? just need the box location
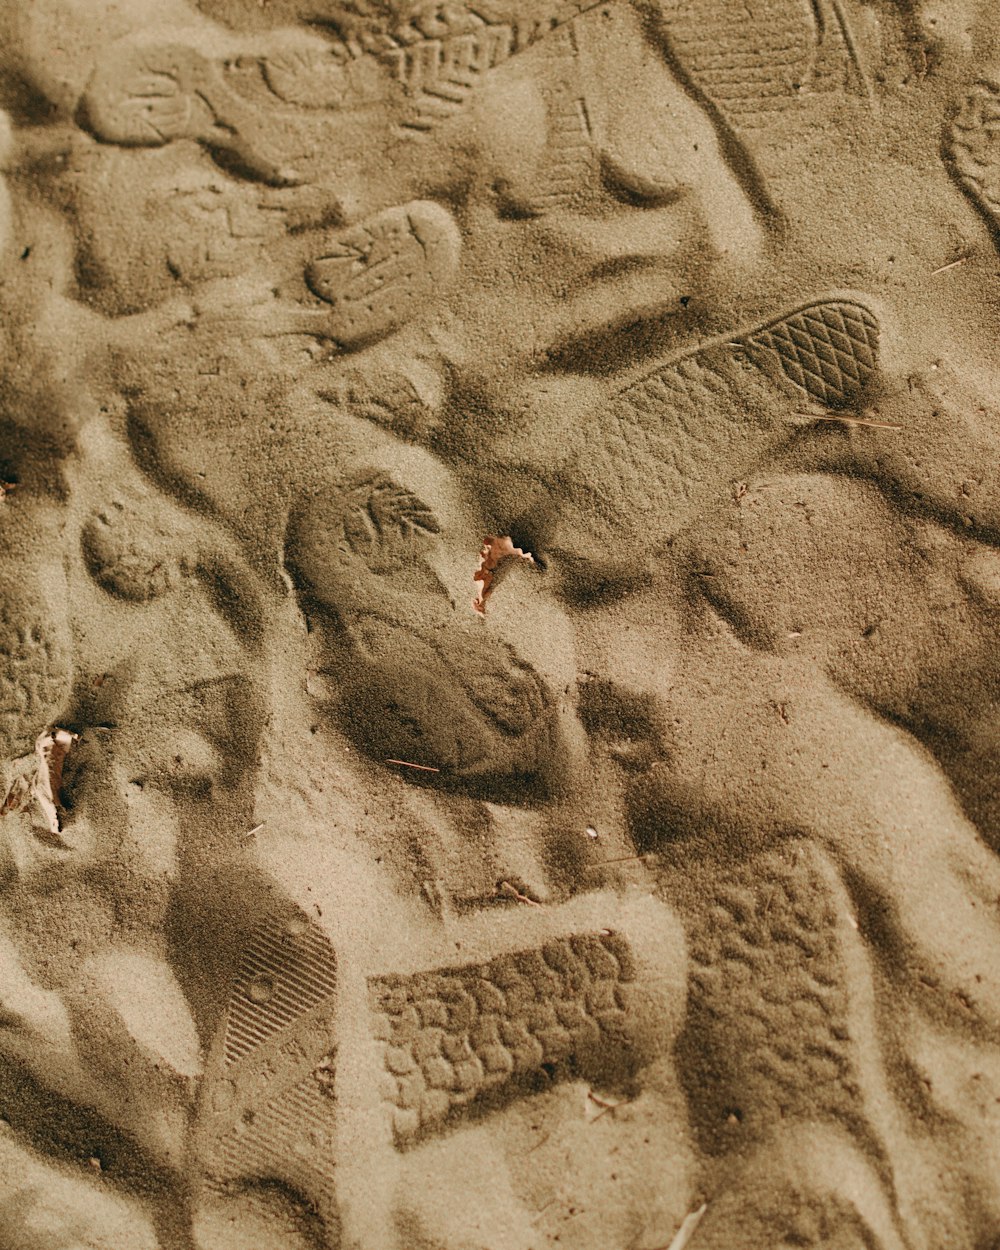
[2,1,1000,1246]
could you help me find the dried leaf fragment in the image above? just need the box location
[473,535,535,614]
[0,773,29,818]
[1,728,77,839]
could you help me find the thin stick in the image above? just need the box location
[588,1104,615,1122]
[588,1090,621,1109]
[643,1203,709,1250]
[386,759,441,773]
[584,854,652,870]
[587,1090,630,1120]
[932,255,969,275]
[498,880,542,907]
[530,1198,557,1226]
[829,0,874,99]
[793,412,902,431]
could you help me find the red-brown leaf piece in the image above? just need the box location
[472,535,535,615]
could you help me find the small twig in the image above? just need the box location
[793,412,902,431]
[584,854,652,871]
[589,1106,615,1122]
[932,254,969,275]
[498,880,542,907]
[587,1089,630,1120]
[530,1198,557,1225]
[386,759,441,773]
[642,1203,709,1250]
[242,822,265,842]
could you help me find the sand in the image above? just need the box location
[1,0,1000,1246]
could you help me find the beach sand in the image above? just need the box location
[2,1,1000,1246]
